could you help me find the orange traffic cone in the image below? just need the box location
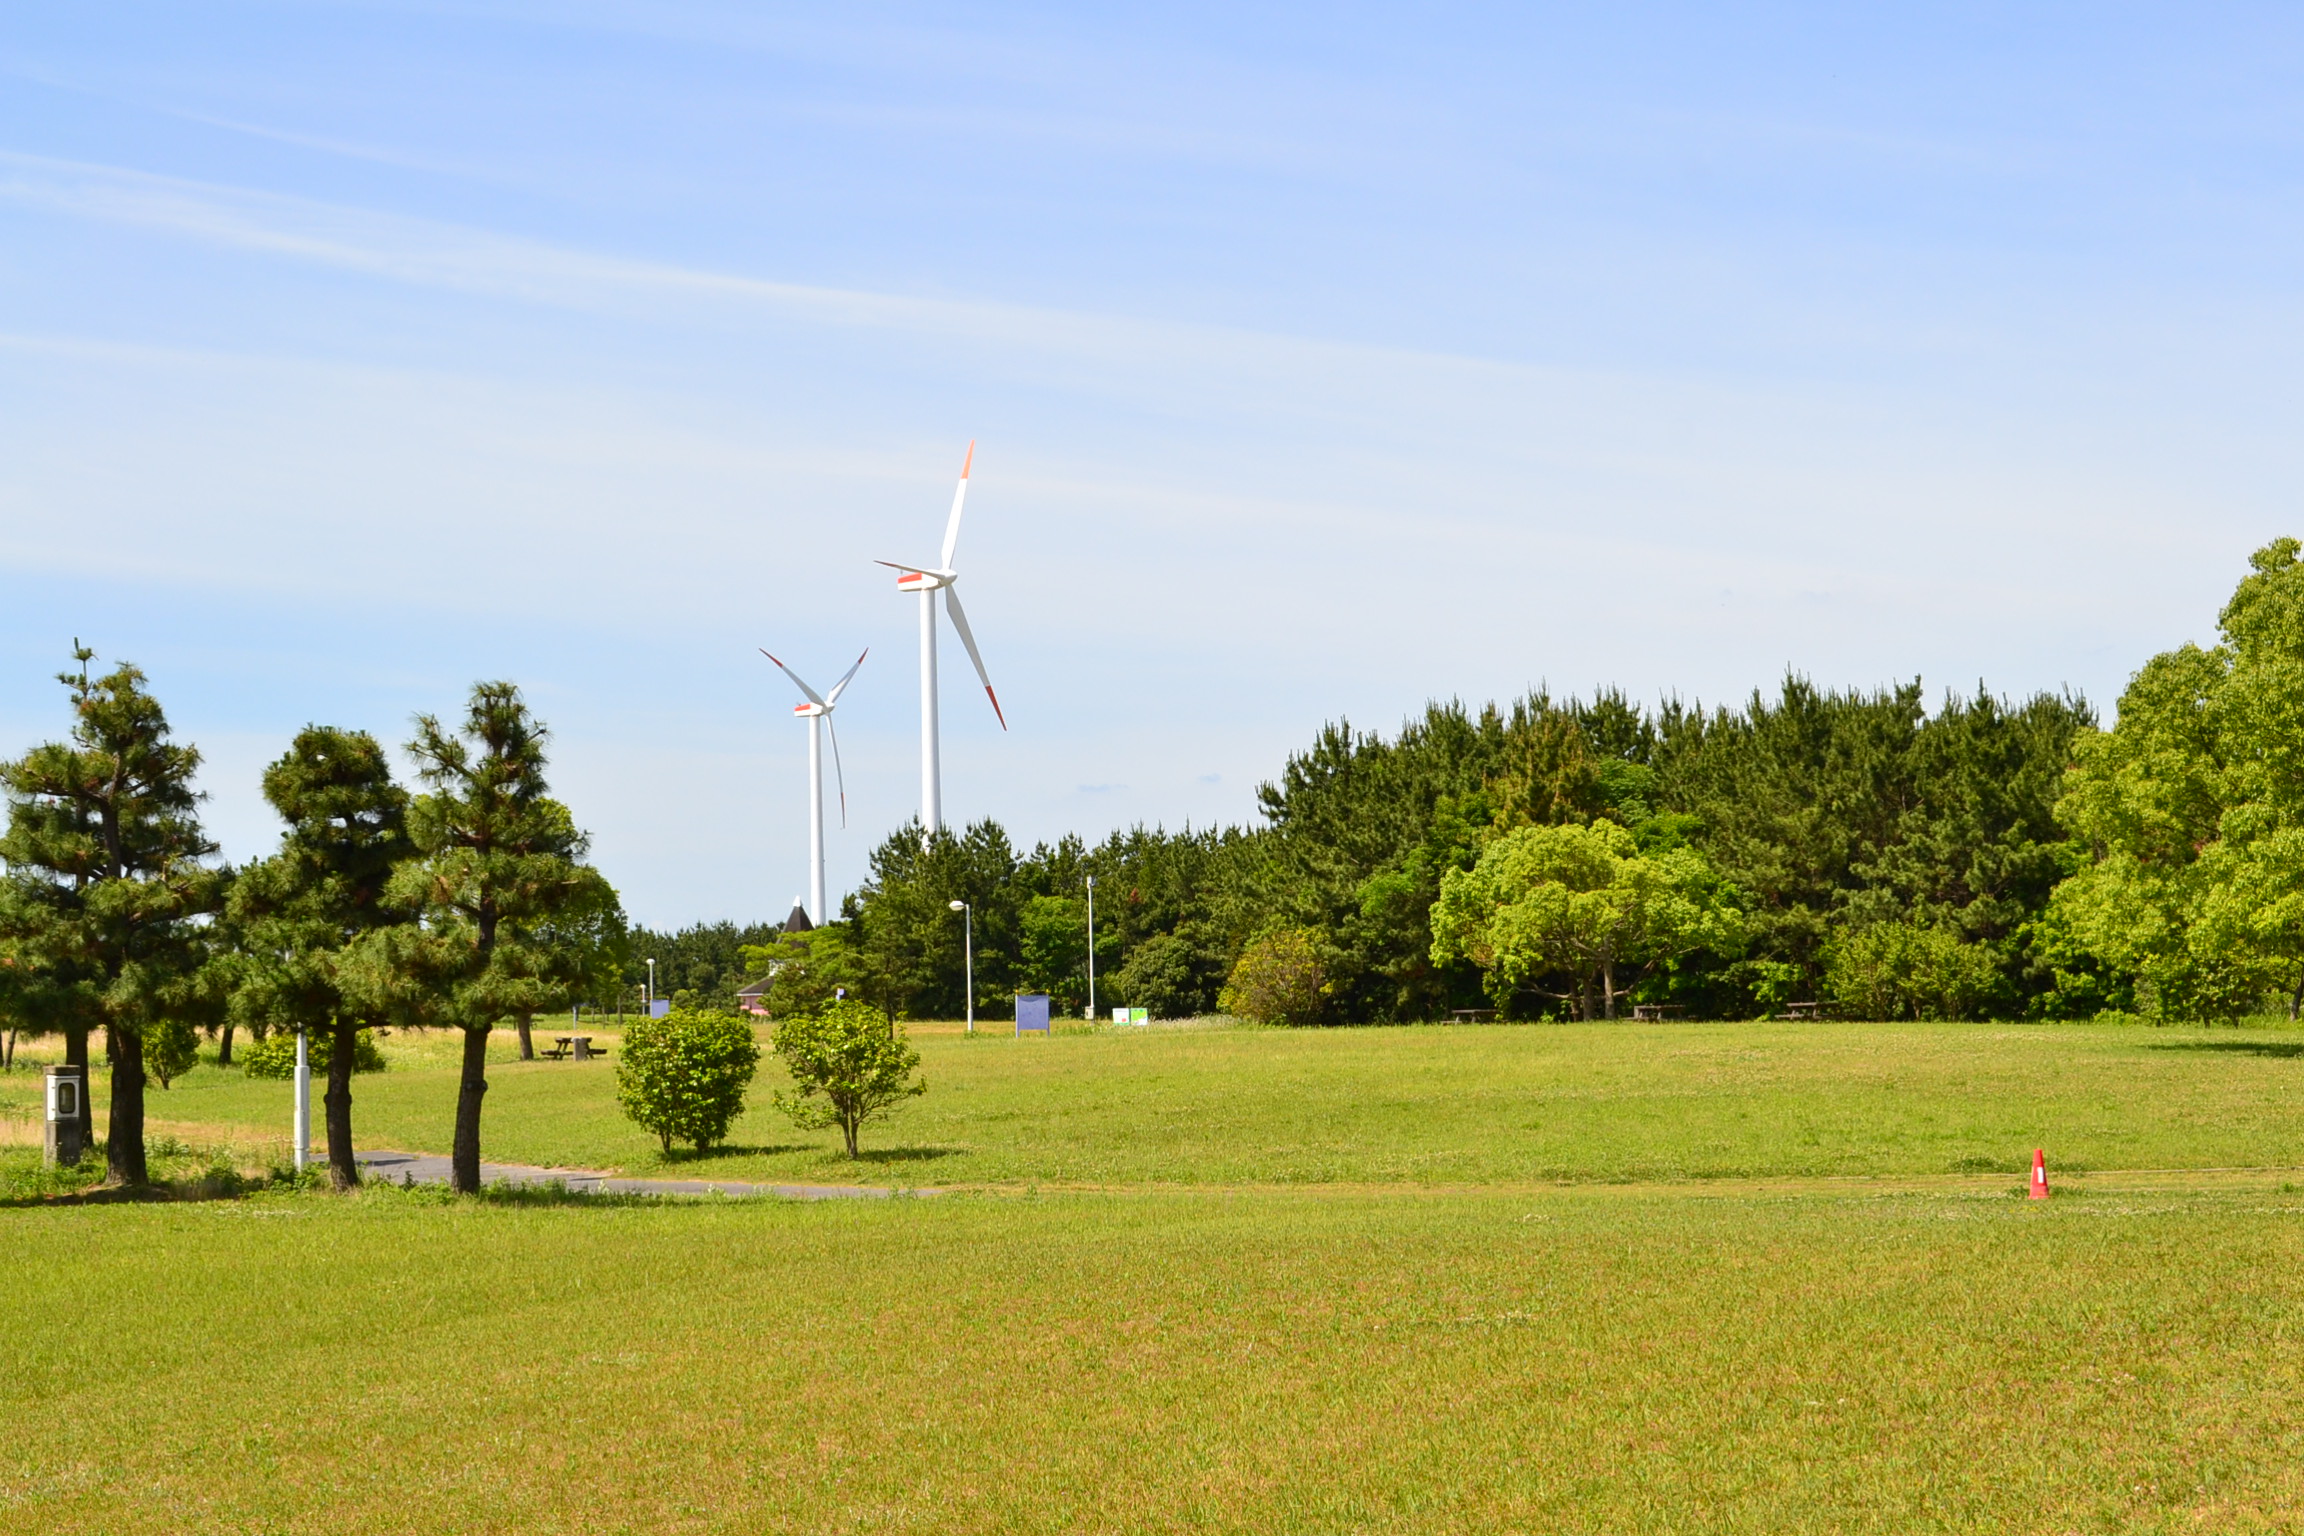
[2029,1148,2049,1200]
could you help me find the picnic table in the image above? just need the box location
[1448,1009,1499,1024]
[1778,1002,1824,1021]
[1630,1004,1684,1021]
[544,1035,606,1061]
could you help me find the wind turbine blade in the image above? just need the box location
[939,440,974,570]
[827,715,850,828]
[825,647,869,706]
[759,648,826,706]
[941,586,1007,730]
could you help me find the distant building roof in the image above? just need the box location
[784,901,814,933]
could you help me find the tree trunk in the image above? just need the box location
[843,1112,859,1158]
[325,1021,360,1190]
[451,1025,490,1193]
[66,1026,93,1156]
[2289,966,2304,1022]
[3,1025,14,1070]
[516,1012,534,1061]
[1579,976,1595,1022]
[217,1022,235,1068]
[1602,959,1618,1021]
[106,1025,149,1187]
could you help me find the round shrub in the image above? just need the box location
[1218,927,1330,1026]
[241,1028,387,1079]
[615,1009,762,1154]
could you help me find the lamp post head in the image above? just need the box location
[948,900,967,912]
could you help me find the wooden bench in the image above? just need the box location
[1778,1002,1824,1021]
[1448,1009,1499,1024]
[1630,1004,1684,1021]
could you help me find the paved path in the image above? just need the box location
[356,1150,935,1200]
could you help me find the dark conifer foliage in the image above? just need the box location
[0,647,222,1184]
[228,727,414,1188]
[345,682,615,1192]
[817,679,2092,1023]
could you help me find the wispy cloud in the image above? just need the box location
[0,149,1560,387]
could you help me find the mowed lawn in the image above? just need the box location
[7,1183,2304,1533]
[8,1022,2304,1530]
[12,1018,2304,1186]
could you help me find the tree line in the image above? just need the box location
[678,541,2304,1033]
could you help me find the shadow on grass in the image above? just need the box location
[851,1146,963,1165]
[655,1143,816,1164]
[2,1173,260,1208]
[2148,1039,2304,1058]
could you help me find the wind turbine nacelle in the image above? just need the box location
[894,569,952,592]
[793,702,828,717]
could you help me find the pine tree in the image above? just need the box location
[0,646,221,1186]
[229,727,414,1188]
[346,682,614,1192]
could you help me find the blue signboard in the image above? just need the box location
[1015,992,1051,1035]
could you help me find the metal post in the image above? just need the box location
[1086,875,1097,1020]
[293,1028,311,1173]
[645,958,656,1011]
[949,899,972,1032]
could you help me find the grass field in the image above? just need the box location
[9,1018,2304,1186]
[7,1019,2304,1532]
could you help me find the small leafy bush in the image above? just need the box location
[1823,922,2003,1021]
[771,999,925,1158]
[614,1010,762,1154]
[145,1017,200,1089]
[1218,927,1330,1026]
[241,1028,387,1080]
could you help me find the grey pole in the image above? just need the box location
[949,899,972,1032]
[293,1027,311,1174]
[1086,875,1097,1020]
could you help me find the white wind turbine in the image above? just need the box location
[877,441,1005,833]
[760,646,867,926]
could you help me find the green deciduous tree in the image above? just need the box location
[614,1009,761,1154]
[2053,539,2304,1019]
[144,1014,200,1089]
[0,647,223,1185]
[770,998,925,1157]
[1218,927,1330,1026]
[1430,821,1743,1020]
[1017,892,1088,1011]
[229,726,413,1188]
[345,682,615,1192]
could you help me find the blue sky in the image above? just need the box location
[3,3,2301,926]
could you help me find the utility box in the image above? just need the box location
[1015,993,1051,1036]
[45,1065,86,1167]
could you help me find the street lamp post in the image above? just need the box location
[645,957,657,1013]
[1085,876,1097,1021]
[949,899,973,1033]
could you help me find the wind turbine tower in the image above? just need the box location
[877,442,1005,832]
[761,647,867,926]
